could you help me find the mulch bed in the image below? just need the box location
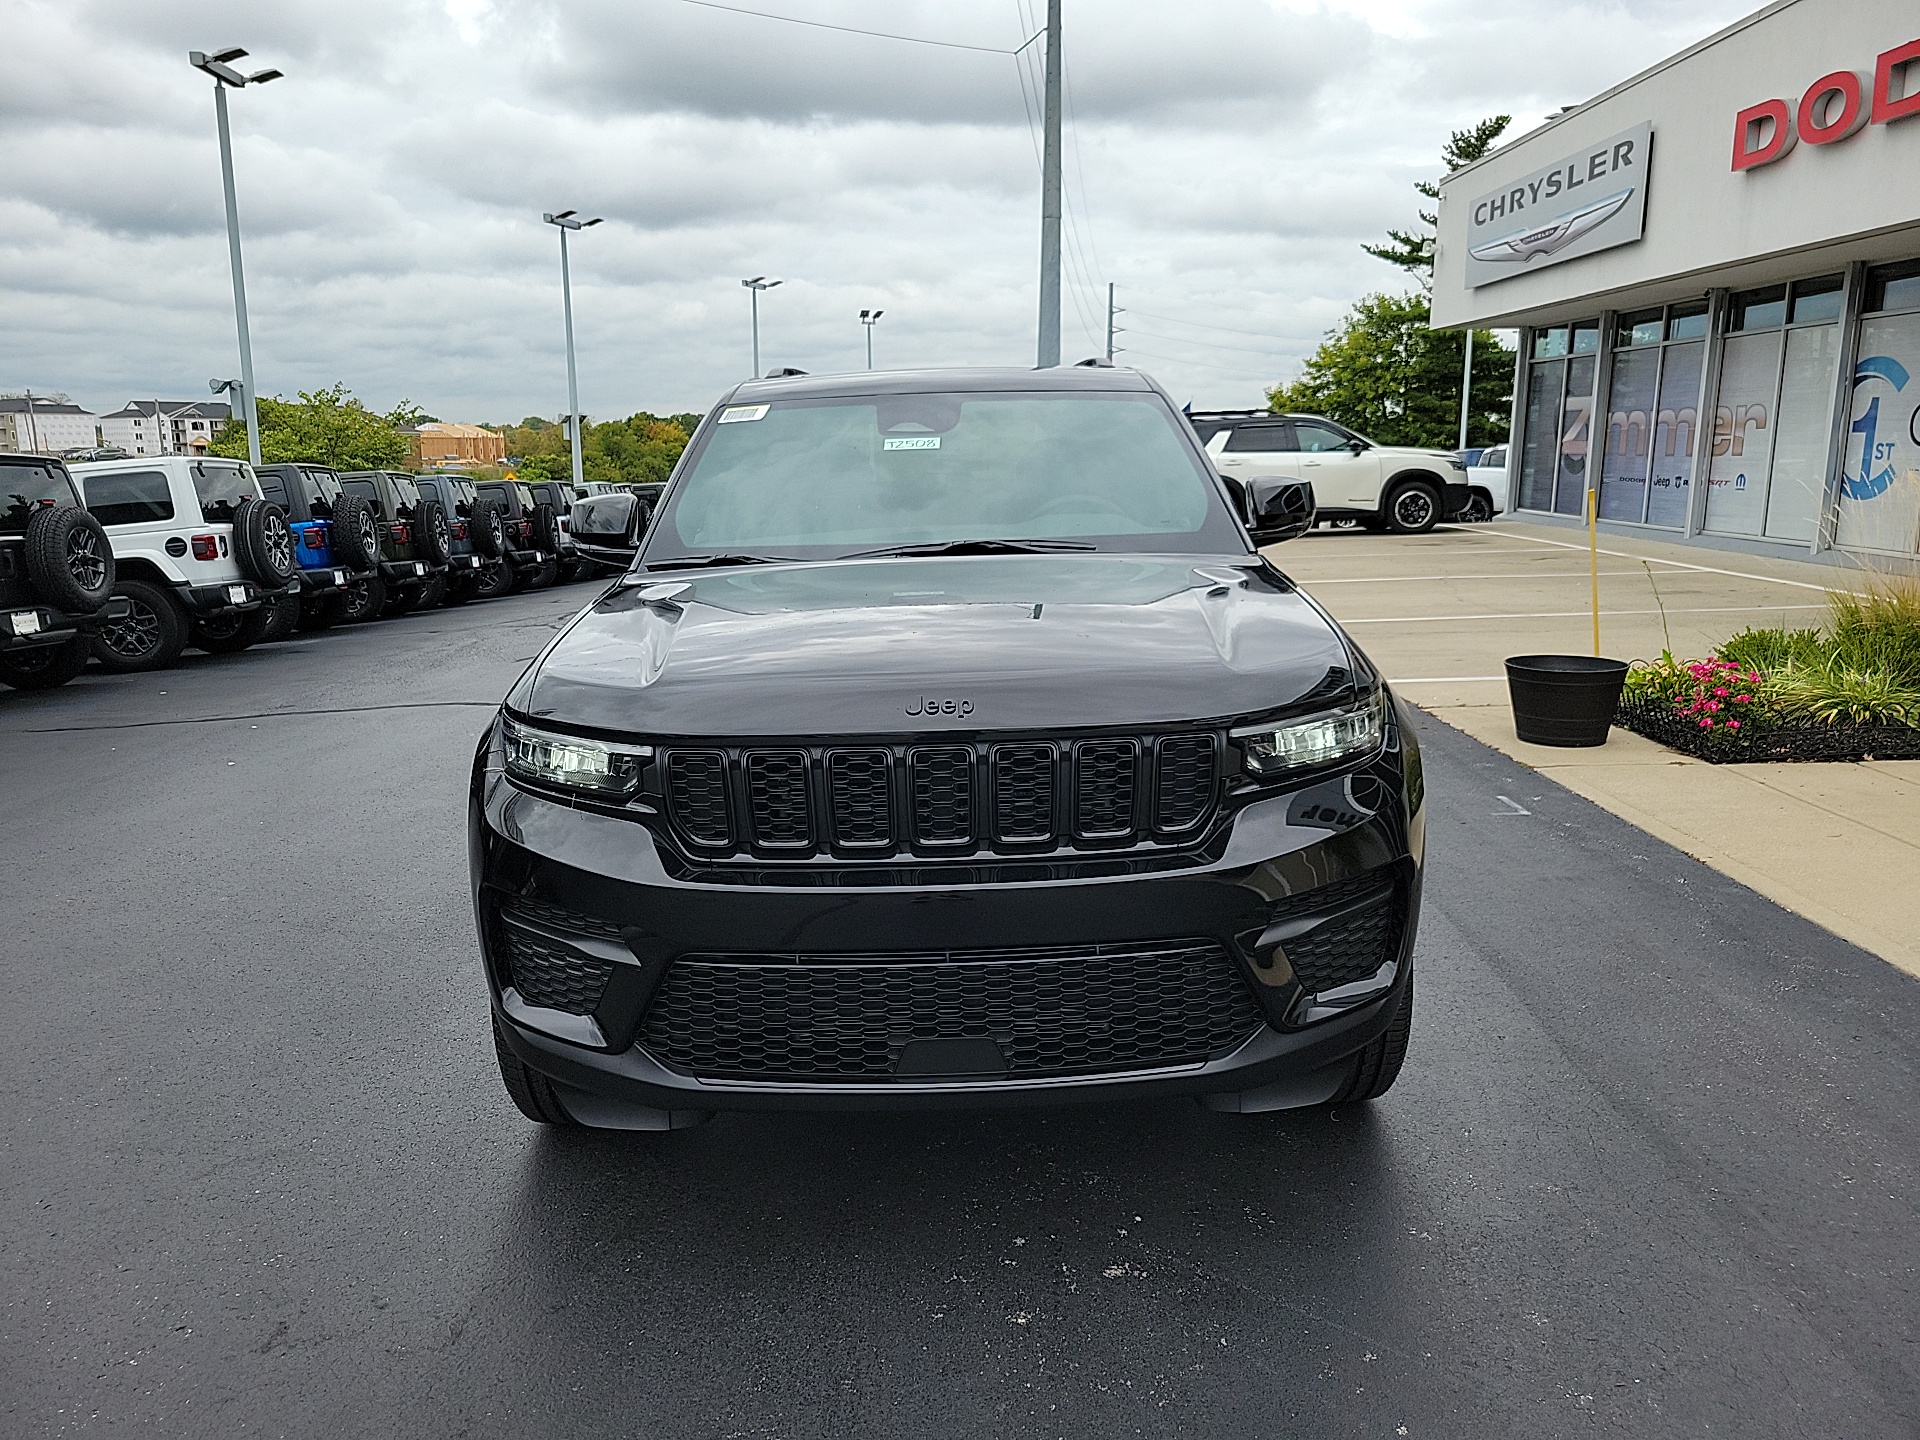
[1613,697,1920,764]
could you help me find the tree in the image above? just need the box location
[1267,294,1513,449]
[502,412,696,488]
[1362,115,1512,290]
[209,384,421,470]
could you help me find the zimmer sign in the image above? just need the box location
[1463,123,1652,289]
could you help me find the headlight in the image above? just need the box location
[501,713,650,800]
[1448,458,1467,472]
[1232,691,1385,777]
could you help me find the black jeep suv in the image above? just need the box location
[0,454,122,691]
[473,480,560,591]
[413,474,502,606]
[473,367,1424,1132]
[337,471,452,619]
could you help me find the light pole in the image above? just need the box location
[741,276,782,378]
[860,309,884,369]
[543,210,602,492]
[1035,0,1063,368]
[189,47,281,469]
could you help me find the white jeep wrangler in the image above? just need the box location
[1189,411,1470,534]
[69,456,297,672]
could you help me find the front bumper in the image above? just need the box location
[470,713,1425,1124]
[177,581,264,617]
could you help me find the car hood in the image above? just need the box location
[509,554,1360,737]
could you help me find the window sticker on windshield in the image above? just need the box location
[882,436,940,451]
[718,405,769,424]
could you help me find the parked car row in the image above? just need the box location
[0,451,610,690]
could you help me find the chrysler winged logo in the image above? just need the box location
[1469,187,1635,264]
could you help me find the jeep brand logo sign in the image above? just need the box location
[1462,123,1652,289]
[904,696,973,717]
[1733,35,1920,171]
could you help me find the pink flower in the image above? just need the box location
[1706,700,1721,711]
[1700,718,1713,728]
[1735,694,1751,704]
[1727,720,1741,730]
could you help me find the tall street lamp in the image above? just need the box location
[860,309,884,370]
[741,276,782,378]
[543,209,602,492]
[189,46,281,469]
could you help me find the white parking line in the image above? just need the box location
[1389,675,1507,683]
[1489,529,1850,594]
[1305,571,1646,584]
[1342,603,1827,624]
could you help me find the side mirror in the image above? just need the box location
[569,491,644,567]
[1243,475,1316,545]
[1345,437,1367,453]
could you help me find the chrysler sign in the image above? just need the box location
[1463,124,1652,289]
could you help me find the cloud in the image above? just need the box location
[1,0,1758,418]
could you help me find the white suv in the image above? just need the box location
[70,456,296,672]
[1189,412,1470,534]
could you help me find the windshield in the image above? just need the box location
[1,463,77,536]
[648,390,1243,561]
[193,462,259,523]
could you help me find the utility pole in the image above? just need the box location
[190,49,281,469]
[1105,283,1116,363]
[1457,328,1475,452]
[1035,0,1063,368]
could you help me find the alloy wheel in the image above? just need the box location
[263,513,294,577]
[100,598,161,660]
[65,529,108,593]
[341,579,373,622]
[1393,489,1436,530]
[1459,495,1493,524]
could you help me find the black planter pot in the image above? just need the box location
[1506,654,1629,747]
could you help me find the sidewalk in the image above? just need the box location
[1271,519,1920,980]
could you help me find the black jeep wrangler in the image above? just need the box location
[474,480,561,591]
[337,471,452,619]
[413,474,504,606]
[0,453,124,691]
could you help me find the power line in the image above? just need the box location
[1122,306,1293,341]
[1121,346,1289,376]
[678,0,1035,54]
[1122,325,1295,359]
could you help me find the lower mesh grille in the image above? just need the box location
[499,924,612,1015]
[499,898,625,943]
[638,940,1262,1081]
[1275,872,1402,994]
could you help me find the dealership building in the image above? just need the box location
[1432,0,1920,570]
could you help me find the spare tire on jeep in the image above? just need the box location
[416,497,453,565]
[530,501,560,553]
[24,504,114,613]
[470,497,507,559]
[330,493,380,570]
[232,497,297,589]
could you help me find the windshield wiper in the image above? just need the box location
[643,553,798,571]
[843,538,1098,559]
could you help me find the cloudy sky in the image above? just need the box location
[3,0,1756,425]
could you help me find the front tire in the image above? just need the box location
[1324,975,1413,1104]
[1385,480,1442,535]
[92,579,189,673]
[0,636,92,691]
[492,1013,581,1127]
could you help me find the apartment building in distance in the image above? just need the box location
[97,400,231,456]
[0,394,100,454]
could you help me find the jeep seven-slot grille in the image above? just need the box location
[657,733,1219,859]
[639,939,1262,1081]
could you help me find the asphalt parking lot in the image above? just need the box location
[3,580,1917,1439]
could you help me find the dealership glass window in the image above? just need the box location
[1731,286,1788,332]
[1864,260,1920,316]
[1554,354,1596,514]
[1598,303,1710,527]
[1517,356,1564,511]
[1667,302,1710,341]
[1533,327,1569,361]
[1704,275,1843,540]
[1570,322,1600,355]
[1835,308,1920,555]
